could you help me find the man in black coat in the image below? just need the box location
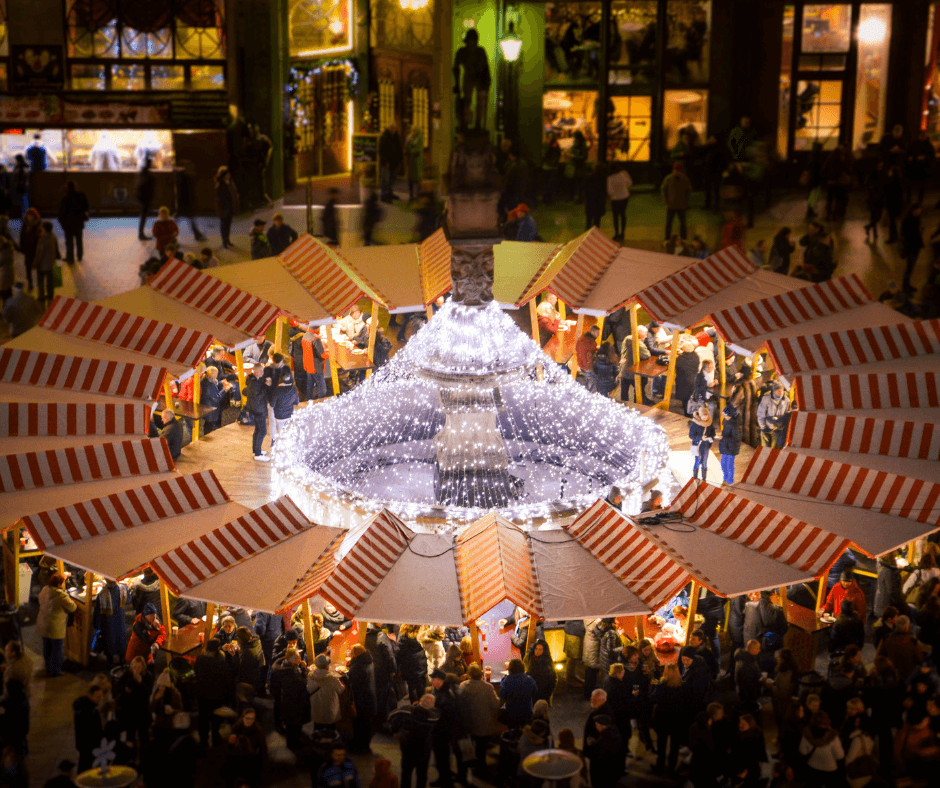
[245,364,269,461]
[430,669,466,787]
[390,695,439,788]
[681,646,713,714]
[154,408,183,459]
[136,157,155,240]
[253,610,284,687]
[365,623,398,723]
[379,124,403,202]
[73,683,105,771]
[194,639,234,747]
[347,646,377,752]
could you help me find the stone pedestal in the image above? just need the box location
[445,131,501,240]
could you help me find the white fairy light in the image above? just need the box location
[273,300,670,531]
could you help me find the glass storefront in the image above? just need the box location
[853,4,891,149]
[0,129,174,171]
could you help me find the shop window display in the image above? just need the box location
[151,65,186,90]
[610,94,652,161]
[853,4,890,151]
[1,130,65,171]
[191,64,224,90]
[289,0,353,57]
[543,91,651,163]
[111,64,145,91]
[66,129,174,171]
[71,64,107,90]
[663,89,707,152]
[794,79,842,150]
[925,4,940,144]
[608,1,657,84]
[371,0,435,54]
[665,0,710,84]
[545,3,604,85]
[799,3,850,70]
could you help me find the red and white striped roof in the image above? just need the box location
[279,234,386,317]
[318,510,413,619]
[671,479,851,576]
[152,496,310,596]
[795,371,940,412]
[0,348,165,401]
[149,258,281,339]
[21,470,226,552]
[788,412,940,462]
[565,499,691,610]
[0,438,174,496]
[634,246,755,325]
[742,447,940,528]
[516,229,619,308]
[277,533,346,614]
[767,318,940,376]
[40,296,214,370]
[711,275,872,350]
[455,513,542,622]
[418,229,453,306]
[0,402,149,439]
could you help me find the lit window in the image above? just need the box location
[71,64,106,90]
[289,0,353,57]
[853,4,891,150]
[544,3,603,85]
[665,0,711,83]
[111,64,145,91]
[151,65,186,90]
[191,64,225,90]
[663,90,708,152]
[800,4,851,65]
[794,80,842,150]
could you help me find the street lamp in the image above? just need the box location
[499,21,522,63]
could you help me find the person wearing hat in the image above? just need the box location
[125,601,166,664]
[689,404,715,481]
[661,161,693,240]
[249,218,271,260]
[512,203,539,242]
[266,212,299,256]
[195,639,234,748]
[430,668,465,787]
[718,401,741,485]
[757,380,791,447]
[585,705,624,787]
[307,653,346,733]
[679,645,712,713]
[517,718,552,775]
[821,569,867,623]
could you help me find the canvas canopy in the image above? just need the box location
[492,242,562,307]
[418,229,454,306]
[342,245,424,313]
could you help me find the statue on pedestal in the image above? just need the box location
[453,29,491,132]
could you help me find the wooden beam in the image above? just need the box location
[816,576,827,609]
[717,334,727,430]
[192,363,202,441]
[595,316,605,345]
[570,314,585,379]
[656,332,680,411]
[634,615,645,643]
[524,612,538,657]
[528,299,540,344]
[629,304,642,405]
[426,305,434,322]
[469,620,482,665]
[159,578,172,635]
[685,581,700,647]
[274,316,286,355]
[365,301,379,379]
[163,377,174,410]
[558,300,567,321]
[326,326,342,398]
[234,349,248,407]
[202,602,216,652]
[301,599,316,660]
[81,571,95,666]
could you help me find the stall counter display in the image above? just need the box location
[66,129,174,171]
[0,129,65,170]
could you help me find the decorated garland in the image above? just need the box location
[286,59,360,99]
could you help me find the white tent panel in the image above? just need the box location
[208,259,332,324]
[577,247,693,316]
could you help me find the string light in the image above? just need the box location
[273,300,670,531]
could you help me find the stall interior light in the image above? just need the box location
[347,99,355,170]
[399,0,429,8]
[858,17,887,44]
[500,22,523,63]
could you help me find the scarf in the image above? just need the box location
[97,582,127,616]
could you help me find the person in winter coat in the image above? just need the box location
[225,707,267,788]
[18,208,41,291]
[33,220,59,302]
[57,181,89,264]
[199,366,227,433]
[689,404,715,481]
[524,639,557,705]
[347,645,377,752]
[37,574,77,677]
[831,599,865,652]
[271,648,309,749]
[661,162,692,239]
[115,656,153,755]
[249,218,271,260]
[799,711,845,787]
[593,342,620,398]
[0,234,14,304]
[253,610,283,687]
[214,166,239,248]
[769,226,796,273]
[586,713,624,787]
[232,626,266,694]
[308,653,346,729]
[440,645,468,683]
[364,624,398,723]
[884,164,904,244]
[397,624,429,702]
[612,649,655,753]
[681,645,713,713]
[734,640,764,709]
[877,615,923,679]
[405,127,425,202]
[458,664,500,774]
[823,569,868,622]
[73,683,105,771]
[651,663,687,776]
[317,744,363,788]
[244,364,270,461]
[430,669,465,787]
[757,381,790,448]
[92,579,128,666]
[379,124,403,202]
[151,206,179,253]
[499,658,539,728]
[125,603,166,665]
[389,694,438,788]
[584,163,607,230]
[194,639,233,747]
[266,213,298,256]
[719,402,742,484]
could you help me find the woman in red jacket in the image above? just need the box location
[125,603,166,664]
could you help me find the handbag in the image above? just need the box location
[846,735,878,779]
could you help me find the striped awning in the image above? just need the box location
[0,348,165,402]
[565,499,691,611]
[0,402,149,440]
[768,317,940,376]
[418,229,453,306]
[153,496,311,595]
[794,371,940,412]
[279,234,386,317]
[633,246,755,325]
[0,438,174,496]
[711,275,872,351]
[22,470,227,552]
[149,258,282,339]
[788,411,940,462]
[455,513,542,622]
[516,229,618,308]
[317,510,414,619]
[40,296,214,370]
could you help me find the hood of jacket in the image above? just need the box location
[803,726,838,747]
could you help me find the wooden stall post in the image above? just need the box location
[528,300,540,344]
[595,317,605,345]
[816,576,827,610]
[192,364,203,441]
[749,352,760,380]
[81,571,95,666]
[634,615,645,642]
[3,528,21,606]
[202,602,216,651]
[469,620,482,665]
[685,581,700,647]
[163,377,174,410]
[301,599,316,660]
[778,587,789,616]
[326,325,342,398]
[275,316,287,355]
[629,304,642,405]
[657,333,681,412]
[234,349,248,407]
[365,301,380,379]
[570,314,585,379]
[717,335,727,430]
[558,300,567,321]
[159,579,172,638]
[525,613,538,656]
